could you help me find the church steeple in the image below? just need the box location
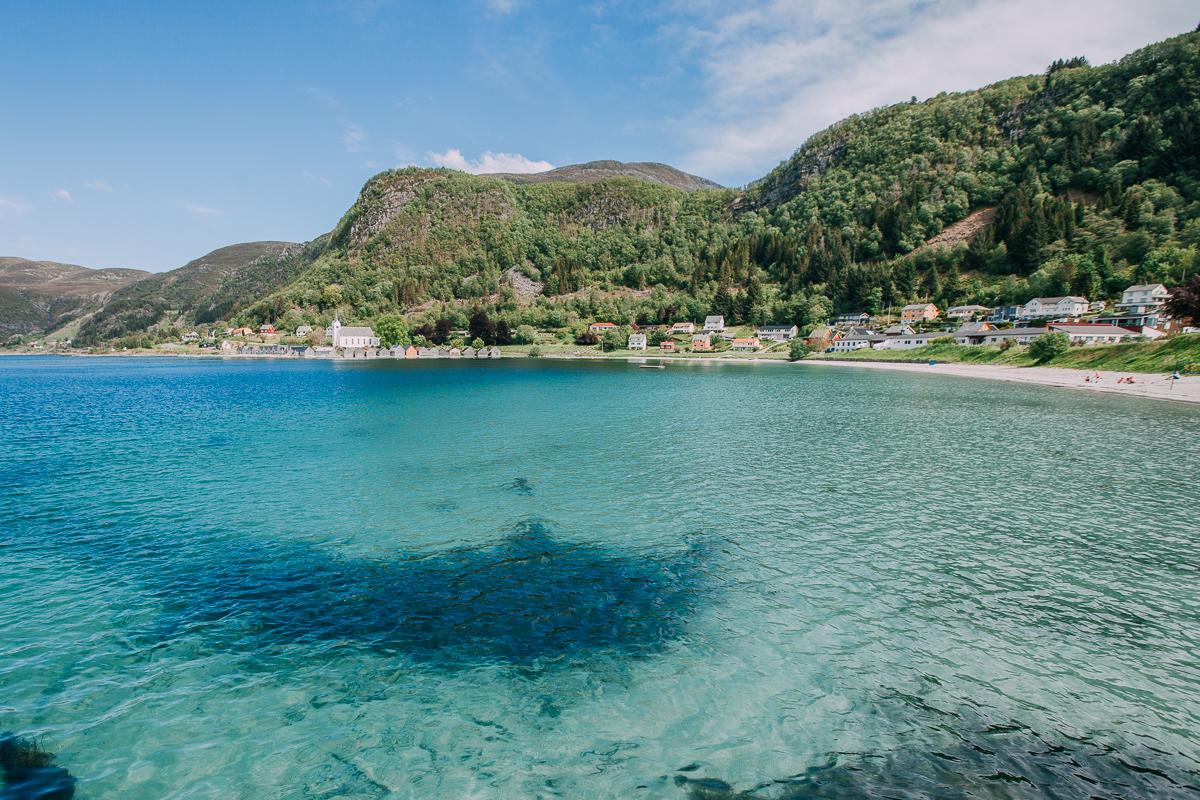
[330,312,341,347]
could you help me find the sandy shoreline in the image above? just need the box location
[797,359,1200,405]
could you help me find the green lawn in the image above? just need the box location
[807,334,1200,374]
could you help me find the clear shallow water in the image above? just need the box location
[1,355,1199,799]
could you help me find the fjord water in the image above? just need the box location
[2,356,1199,799]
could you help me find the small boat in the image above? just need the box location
[639,364,665,369]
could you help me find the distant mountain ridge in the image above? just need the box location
[484,160,722,191]
[72,241,297,344]
[0,258,149,337]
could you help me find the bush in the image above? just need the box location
[788,340,811,361]
[528,345,542,358]
[575,331,599,345]
[1030,331,1070,361]
[514,325,537,345]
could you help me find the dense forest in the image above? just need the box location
[73,30,1200,345]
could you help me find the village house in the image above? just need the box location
[329,314,380,349]
[950,321,994,345]
[1118,283,1170,314]
[588,322,618,333]
[659,340,676,352]
[668,322,696,335]
[296,325,313,337]
[979,327,1045,346]
[462,346,476,358]
[883,323,915,337]
[404,345,418,358]
[829,333,885,352]
[1048,323,1138,345]
[691,333,712,352]
[755,324,799,342]
[946,305,991,320]
[900,303,940,323]
[986,305,1023,323]
[448,347,462,358]
[703,315,725,332]
[488,346,501,358]
[231,326,254,336]
[628,333,647,350]
[1021,296,1088,319]
[181,331,199,342]
[259,323,276,335]
[875,332,948,350]
[834,312,870,327]
[804,325,835,349]
[730,337,761,351]
[1089,300,1107,312]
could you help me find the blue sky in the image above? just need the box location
[1,0,1195,271]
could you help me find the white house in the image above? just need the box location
[296,325,313,337]
[1118,284,1169,313]
[730,337,760,351]
[588,322,618,334]
[755,324,799,342]
[946,305,991,320]
[980,327,1045,346]
[181,331,199,342]
[828,334,883,352]
[1048,323,1137,345]
[874,333,948,350]
[1021,296,1088,319]
[329,314,380,349]
[704,315,725,332]
[628,333,647,350]
[668,321,696,335]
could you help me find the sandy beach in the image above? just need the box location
[799,359,1200,404]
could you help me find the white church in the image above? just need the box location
[326,314,379,349]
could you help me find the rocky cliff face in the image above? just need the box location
[0,258,149,336]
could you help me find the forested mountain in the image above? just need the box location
[486,160,723,191]
[44,30,1200,344]
[0,258,148,338]
[73,241,297,344]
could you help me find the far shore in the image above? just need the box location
[4,348,1197,405]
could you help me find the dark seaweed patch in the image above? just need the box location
[0,734,75,800]
[508,477,534,496]
[143,517,706,669]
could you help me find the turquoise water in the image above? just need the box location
[2,355,1199,799]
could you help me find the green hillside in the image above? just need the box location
[52,30,1200,344]
[73,241,296,344]
[0,257,149,338]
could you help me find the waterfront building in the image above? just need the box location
[628,333,647,350]
[329,314,380,349]
[703,315,725,332]
[668,322,696,335]
[756,324,799,342]
[1021,296,1088,319]
[730,337,761,351]
[691,333,712,352]
[1048,323,1138,345]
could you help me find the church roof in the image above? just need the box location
[338,326,375,337]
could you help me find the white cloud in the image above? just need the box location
[180,202,223,216]
[428,148,553,174]
[0,195,32,218]
[53,188,74,204]
[342,123,368,153]
[673,0,1198,183]
[84,180,114,192]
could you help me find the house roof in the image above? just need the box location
[947,305,991,312]
[590,321,617,327]
[1049,324,1133,334]
[1028,296,1085,304]
[731,337,758,343]
[756,325,796,332]
[984,327,1046,337]
[1125,283,1166,292]
[339,326,375,337]
[901,303,935,310]
[704,315,724,323]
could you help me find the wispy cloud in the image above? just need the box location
[672,0,1198,183]
[180,202,223,216]
[84,180,114,192]
[428,148,553,174]
[342,123,368,153]
[0,195,32,218]
[53,188,74,204]
[486,0,519,13]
